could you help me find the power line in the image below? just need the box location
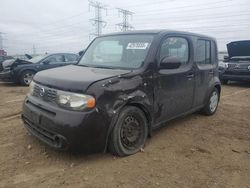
[89,0,108,37]
[123,0,234,9]
[116,8,134,31]
[135,2,248,16]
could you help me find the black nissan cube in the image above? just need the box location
[22,30,221,156]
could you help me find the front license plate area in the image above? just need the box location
[29,110,40,124]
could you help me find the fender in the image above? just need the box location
[103,91,153,152]
[203,79,221,105]
[14,67,37,79]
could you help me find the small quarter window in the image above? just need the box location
[159,37,189,66]
[197,39,212,65]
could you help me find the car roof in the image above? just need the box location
[43,53,78,56]
[100,29,216,40]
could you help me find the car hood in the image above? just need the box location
[3,59,32,69]
[33,65,132,92]
[227,40,250,58]
[2,59,16,68]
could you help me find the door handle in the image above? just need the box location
[208,70,214,74]
[187,73,194,78]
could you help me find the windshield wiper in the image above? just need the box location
[91,65,114,69]
[76,64,90,67]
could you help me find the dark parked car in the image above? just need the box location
[22,30,221,156]
[219,40,250,84]
[0,53,79,86]
[0,56,14,71]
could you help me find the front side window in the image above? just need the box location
[159,37,189,65]
[196,39,211,65]
[78,34,154,69]
[65,54,78,62]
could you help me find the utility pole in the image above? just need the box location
[89,0,108,37]
[116,8,134,31]
[32,45,36,55]
[0,32,4,50]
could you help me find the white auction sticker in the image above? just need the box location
[126,42,150,50]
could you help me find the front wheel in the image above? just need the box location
[108,106,148,156]
[20,70,35,86]
[201,87,220,115]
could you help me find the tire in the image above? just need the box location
[201,87,220,115]
[108,106,148,157]
[221,80,228,85]
[20,70,35,86]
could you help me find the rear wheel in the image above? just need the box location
[108,106,148,156]
[20,70,35,86]
[201,87,219,115]
[221,79,228,84]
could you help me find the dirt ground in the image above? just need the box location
[0,82,249,188]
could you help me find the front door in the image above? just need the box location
[154,36,195,125]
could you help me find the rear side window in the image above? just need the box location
[196,39,211,65]
[159,37,189,65]
[45,55,65,64]
[65,54,78,62]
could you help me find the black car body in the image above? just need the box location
[0,53,79,85]
[21,30,221,156]
[0,56,14,71]
[219,40,250,83]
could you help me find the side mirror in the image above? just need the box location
[160,56,182,69]
[79,50,85,57]
[42,60,50,65]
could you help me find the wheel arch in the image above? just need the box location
[127,102,152,133]
[18,68,37,78]
[104,102,152,153]
[214,83,221,100]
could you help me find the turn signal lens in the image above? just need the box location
[87,98,96,108]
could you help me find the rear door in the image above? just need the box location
[193,39,216,107]
[154,35,195,125]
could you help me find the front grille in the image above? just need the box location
[33,84,57,102]
[228,64,237,70]
[227,63,250,71]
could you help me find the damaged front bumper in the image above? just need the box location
[0,70,12,81]
[21,95,110,153]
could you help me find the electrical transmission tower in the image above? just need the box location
[116,8,134,31]
[89,0,108,37]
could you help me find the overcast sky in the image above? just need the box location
[0,0,249,55]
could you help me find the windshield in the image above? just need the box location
[29,55,48,63]
[78,34,154,69]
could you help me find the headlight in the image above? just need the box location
[56,90,95,111]
[219,62,228,69]
[29,81,35,95]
